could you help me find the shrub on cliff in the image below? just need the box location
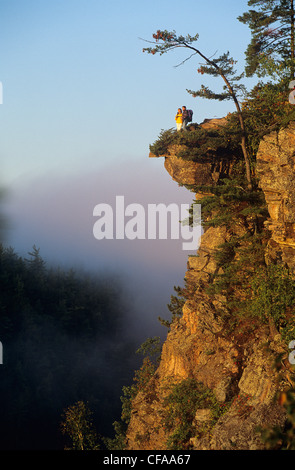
[150,122,242,161]
[161,378,229,450]
[149,128,176,156]
[249,264,295,343]
[242,79,295,157]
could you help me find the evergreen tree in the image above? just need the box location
[238,0,295,79]
[60,401,100,450]
[142,30,252,190]
[0,244,136,450]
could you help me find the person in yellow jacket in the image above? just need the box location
[175,108,182,131]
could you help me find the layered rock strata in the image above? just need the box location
[126,120,295,450]
[256,121,295,269]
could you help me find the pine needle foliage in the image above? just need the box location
[161,378,229,450]
[60,401,100,450]
[242,79,295,156]
[143,29,252,188]
[248,264,295,342]
[149,123,242,160]
[238,0,295,79]
[190,177,268,229]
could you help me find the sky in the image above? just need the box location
[0,0,257,338]
[0,0,255,184]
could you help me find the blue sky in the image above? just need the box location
[0,1,257,335]
[0,0,254,183]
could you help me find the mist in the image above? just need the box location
[0,154,200,448]
[3,155,196,341]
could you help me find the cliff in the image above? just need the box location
[256,121,295,269]
[125,120,295,450]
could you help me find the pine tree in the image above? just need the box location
[60,401,100,450]
[142,30,252,190]
[238,0,295,79]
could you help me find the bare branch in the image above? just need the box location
[174,52,198,68]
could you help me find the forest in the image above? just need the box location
[0,244,140,449]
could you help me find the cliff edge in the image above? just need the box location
[125,120,295,450]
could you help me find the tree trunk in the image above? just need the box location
[184,43,253,190]
[219,71,252,190]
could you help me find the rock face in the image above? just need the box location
[126,120,295,451]
[164,150,212,187]
[149,116,233,188]
[163,150,234,188]
[256,121,295,269]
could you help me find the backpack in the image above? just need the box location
[187,109,193,122]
